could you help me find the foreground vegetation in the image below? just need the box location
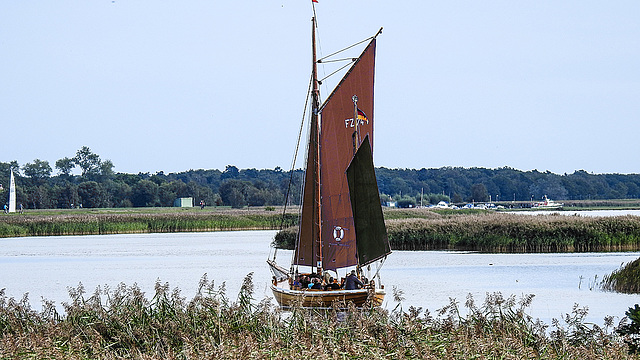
[1,274,637,359]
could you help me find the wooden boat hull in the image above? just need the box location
[271,283,385,309]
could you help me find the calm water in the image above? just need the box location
[1,230,639,326]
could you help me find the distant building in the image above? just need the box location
[174,197,193,207]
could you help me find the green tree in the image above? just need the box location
[25,185,51,209]
[219,179,249,208]
[396,195,416,208]
[73,146,102,178]
[470,183,489,202]
[99,159,115,179]
[51,183,80,209]
[102,179,132,207]
[55,157,75,176]
[221,165,240,181]
[78,181,108,208]
[158,183,177,207]
[22,159,52,184]
[390,177,411,198]
[131,180,159,207]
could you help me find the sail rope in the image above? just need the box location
[373,257,386,285]
[271,73,314,263]
[317,36,374,64]
[318,61,354,85]
[319,57,357,64]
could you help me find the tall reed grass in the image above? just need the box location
[273,213,640,252]
[386,213,640,252]
[0,211,298,238]
[602,258,640,294]
[0,275,633,359]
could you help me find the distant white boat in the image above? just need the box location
[533,195,564,210]
[8,169,16,213]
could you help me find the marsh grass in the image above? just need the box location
[273,212,640,252]
[0,275,634,359]
[0,209,298,238]
[386,213,640,252]
[602,258,640,294]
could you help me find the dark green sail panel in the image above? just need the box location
[346,135,391,266]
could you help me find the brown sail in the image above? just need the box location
[317,38,377,270]
[293,111,319,267]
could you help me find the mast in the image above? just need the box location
[291,17,323,272]
[311,17,322,274]
[352,95,360,152]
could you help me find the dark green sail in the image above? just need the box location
[346,135,391,266]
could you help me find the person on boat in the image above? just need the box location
[324,277,341,290]
[300,276,311,289]
[323,271,333,284]
[292,275,302,289]
[310,278,322,290]
[344,270,364,290]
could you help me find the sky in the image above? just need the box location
[1,1,639,175]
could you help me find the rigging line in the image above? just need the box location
[371,257,386,283]
[318,57,357,64]
[274,73,313,263]
[317,36,374,63]
[312,2,317,23]
[279,72,313,232]
[319,61,353,84]
[314,19,328,97]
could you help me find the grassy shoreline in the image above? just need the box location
[386,212,640,252]
[274,209,640,252]
[0,207,298,238]
[5,207,640,254]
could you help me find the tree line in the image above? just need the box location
[2,147,640,209]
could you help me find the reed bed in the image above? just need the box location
[273,213,640,252]
[602,258,640,294]
[386,213,640,252]
[0,211,298,238]
[0,275,634,359]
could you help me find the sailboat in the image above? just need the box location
[267,16,391,309]
[8,169,16,213]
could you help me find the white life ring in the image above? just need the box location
[333,226,345,241]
